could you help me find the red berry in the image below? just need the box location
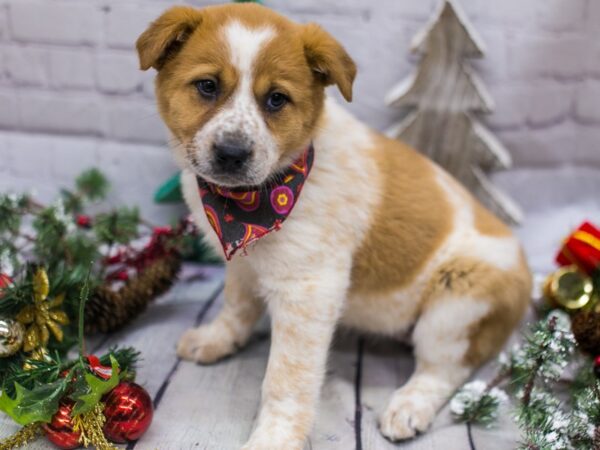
[76,214,92,228]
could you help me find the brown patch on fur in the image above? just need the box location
[473,199,513,237]
[424,251,532,367]
[350,134,453,294]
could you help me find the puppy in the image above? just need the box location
[137,4,531,449]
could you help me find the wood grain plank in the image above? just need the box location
[137,296,270,450]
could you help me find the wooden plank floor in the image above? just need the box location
[0,265,518,450]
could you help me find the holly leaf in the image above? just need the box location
[0,379,66,425]
[71,355,119,415]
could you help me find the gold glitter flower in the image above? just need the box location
[16,269,69,352]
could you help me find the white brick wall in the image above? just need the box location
[0,0,599,222]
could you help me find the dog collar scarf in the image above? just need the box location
[196,144,314,260]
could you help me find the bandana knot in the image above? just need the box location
[196,144,314,260]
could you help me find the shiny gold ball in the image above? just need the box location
[543,265,594,311]
[0,318,24,357]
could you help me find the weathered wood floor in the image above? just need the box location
[0,265,519,450]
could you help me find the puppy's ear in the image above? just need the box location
[301,23,357,102]
[136,6,202,71]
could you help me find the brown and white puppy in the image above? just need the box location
[137,4,531,449]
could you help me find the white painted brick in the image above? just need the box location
[575,125,600,166]
[483,84,530,130]
[507,35,587,80]
[535,0,587,32]
[6,132,57,180]
[471,29,509,83]
[49,48,94,90]
[585,41,600,78]
[575,80,600,124]
[107,100,168,144]
[0,91,17,128]
[0,4,8,41]
[142,75,157,99]
[527,82,573,128]
[586,0,600,34]
[269,0,370,17]
[8,1,101,46]
[96,52,142,94]
[49,136,98,180]
[471,0,536,26]
[105,4,168,49]
[18,92,106,136]
[486,81,572,130]
[98,141,177,184]
[3,45,48,87]
[497,122,576,167]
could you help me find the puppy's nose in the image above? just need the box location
[213,143,251,173]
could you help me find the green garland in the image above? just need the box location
[451,310,600,449]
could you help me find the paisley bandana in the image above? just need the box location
[196,145,314,260]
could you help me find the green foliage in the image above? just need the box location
[93,207,140,244]
[101,346,140,378]
[450,381,507,427]
[0,379,67,425]
[71,356,119,415]
[76,168,109,202]
[452,310,600,449]
[0,194,28,236]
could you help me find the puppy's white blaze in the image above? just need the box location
[223,21,274,75]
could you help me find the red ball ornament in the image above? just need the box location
[103,382,153,443]
[76,214,92,228]
[0,273,12,297]
[43,401,80,449]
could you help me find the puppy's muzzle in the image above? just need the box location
[212,136,253,174]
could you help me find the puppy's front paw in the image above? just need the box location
[241,434,303,450]
[176,324,236,364]
[379,389,436,441]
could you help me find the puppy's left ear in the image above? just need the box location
[136,6,202,71]
[302,23,357,102]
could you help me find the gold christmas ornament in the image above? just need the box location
[22,347,51,371]
[16,268,69,352]
[0,318,24,357]
[544,265,594,311]
[0,423,41,450]
[72,403,118,450]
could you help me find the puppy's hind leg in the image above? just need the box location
[380,259,530,441]
[379,295,488,441]
[177,263,264,364]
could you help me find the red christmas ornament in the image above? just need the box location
[103,382,153,443]
[76,214,92,228]
[0,273,12,298]
[594,355,600,378]
[43,401,80,449]
[556,221,600,276]
[87,355,115,380]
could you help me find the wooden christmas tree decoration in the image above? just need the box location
[385,0,523,224]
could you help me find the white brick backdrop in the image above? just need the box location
[1,0,599,222]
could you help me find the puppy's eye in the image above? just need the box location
[266,92,288,112]
[195,79,218,98]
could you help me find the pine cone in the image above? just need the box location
[571,309,600,354]
[85,256,181,334]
